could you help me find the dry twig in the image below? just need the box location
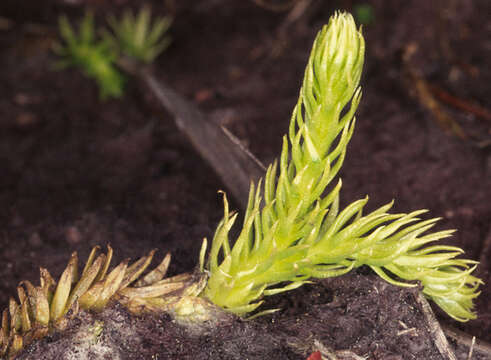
[403,43,467,140]
[414,291,457,360]
[428,85,491,123]
[118,58,266,207]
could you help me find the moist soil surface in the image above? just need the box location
[0,1,490,359]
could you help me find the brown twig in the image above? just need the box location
[428,84,491,122]
[313,340,367,360]
[442,324,491,360]
[276,0,313,36]
[403,43,467,140]
[118,58,266,208]
[270,0,317,58]
[414,291,457,360]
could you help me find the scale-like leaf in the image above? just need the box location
[202,12,481,321]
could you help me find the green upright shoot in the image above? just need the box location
[54,13,125,100]
[201,12,482,322]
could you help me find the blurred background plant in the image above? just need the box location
[353,3,375,25]
[105,6,172,64]
[53,7,172,100]
[353,3,375,26]
[54,13,125,100]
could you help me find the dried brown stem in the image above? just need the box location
[118,58,266,208]
[403,43,467,140]
[414,291,457,360]
[442,324,491,360]
[428,84,491,122]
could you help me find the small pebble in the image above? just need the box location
[13,93,40,106]
[65,226,82,245]
[194,88,214,103]
[28,232,42,248]
[15,111,38,127]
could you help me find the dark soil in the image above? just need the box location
[0,0,490,359]
[16,272,487,359]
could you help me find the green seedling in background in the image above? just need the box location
[200,12,482,322]
[54,13,125,100]
[54,8,171,100]
[354,4,375,25]
[105,6,172,64]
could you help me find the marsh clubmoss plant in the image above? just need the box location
[54,13,126,100]
[54,8,171,99]
[105,6,172,64]
[200,12,482,321]
[0,245,209,358]
[1,10,482,360]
